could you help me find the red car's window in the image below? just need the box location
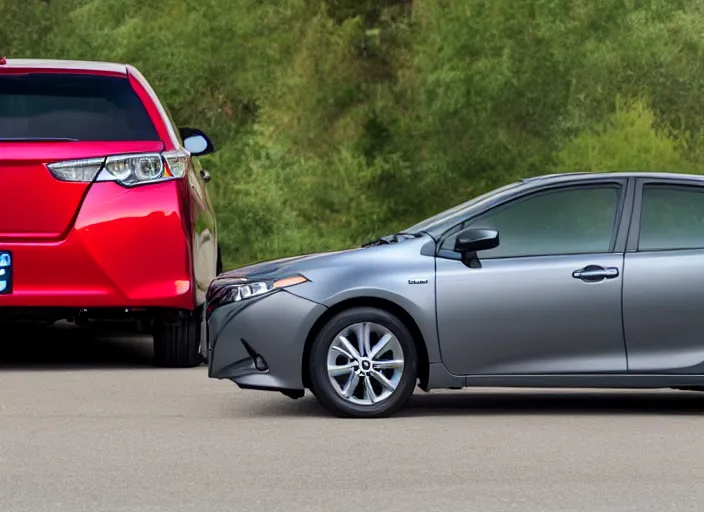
[0,73,159,141]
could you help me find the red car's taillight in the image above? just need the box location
[46,149,190,187]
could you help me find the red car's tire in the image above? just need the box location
[153,310,202,368]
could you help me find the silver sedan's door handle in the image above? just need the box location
[572,265,619,282]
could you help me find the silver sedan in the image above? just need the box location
[202,171,704,417]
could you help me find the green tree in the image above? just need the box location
[8,0,704,268]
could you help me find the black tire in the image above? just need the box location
[309,307,418,418]
[153,309,203,368]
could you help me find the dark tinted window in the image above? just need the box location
[0,73,159,141]
[639,185,704,251]
[441,186,621,258]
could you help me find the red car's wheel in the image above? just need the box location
[153,309,203,368]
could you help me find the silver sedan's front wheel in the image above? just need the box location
[327,322,405,406]
[310,308,418,418]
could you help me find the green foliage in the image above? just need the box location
[554,98,699,174]
[5,0,704,268]
[0,0,52,55]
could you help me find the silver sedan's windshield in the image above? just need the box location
[404,181,520,234]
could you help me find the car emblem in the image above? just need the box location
[408,279,428,285]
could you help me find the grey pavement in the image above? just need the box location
[1,324,704,512]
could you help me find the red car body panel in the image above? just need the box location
[0,140,165,239]
[0,59,218,313]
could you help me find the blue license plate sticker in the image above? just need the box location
[0,251,12,295]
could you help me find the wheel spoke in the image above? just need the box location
[328,362,356,377]
[331,345,354,360]
[362,323,371,357]
[369,333,393,360]
[342,372,360,398]
[370,370,395,391]
[372,359,404,371]
[363,376,378,404]
[354,323,371,357]
[336,335,360,360]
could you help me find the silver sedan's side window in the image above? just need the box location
[441,185,621,258]
[639,185,704,251]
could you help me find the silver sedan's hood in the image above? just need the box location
[205,249,359,303]
[207,233,434,300]
[213,248,358,281]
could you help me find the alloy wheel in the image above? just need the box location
[326,322,405,406]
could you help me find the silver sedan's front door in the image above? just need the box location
[435,182,629,376]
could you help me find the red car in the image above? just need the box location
[0,58,220,367]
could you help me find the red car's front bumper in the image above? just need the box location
[0,180,195,310]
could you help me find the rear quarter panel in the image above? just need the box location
[185,157,218,305]
[128,66,218,306]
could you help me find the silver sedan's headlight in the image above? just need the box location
[223,275,309,303]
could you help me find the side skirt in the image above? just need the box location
[464,374,704,389]
[422,363,704,390]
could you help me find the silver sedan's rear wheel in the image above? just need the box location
[309,307,418,418]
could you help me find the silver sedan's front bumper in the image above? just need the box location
[204,290,327,392]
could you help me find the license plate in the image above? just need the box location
[0,251,13,295]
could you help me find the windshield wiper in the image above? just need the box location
[361,232,422,248]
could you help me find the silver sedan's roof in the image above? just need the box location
[520,171,704,184]
[1,58,127,74]
[407,171,704,236]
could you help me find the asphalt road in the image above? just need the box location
[2,324,704,512]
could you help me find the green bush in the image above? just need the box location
[5,0,704,269]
